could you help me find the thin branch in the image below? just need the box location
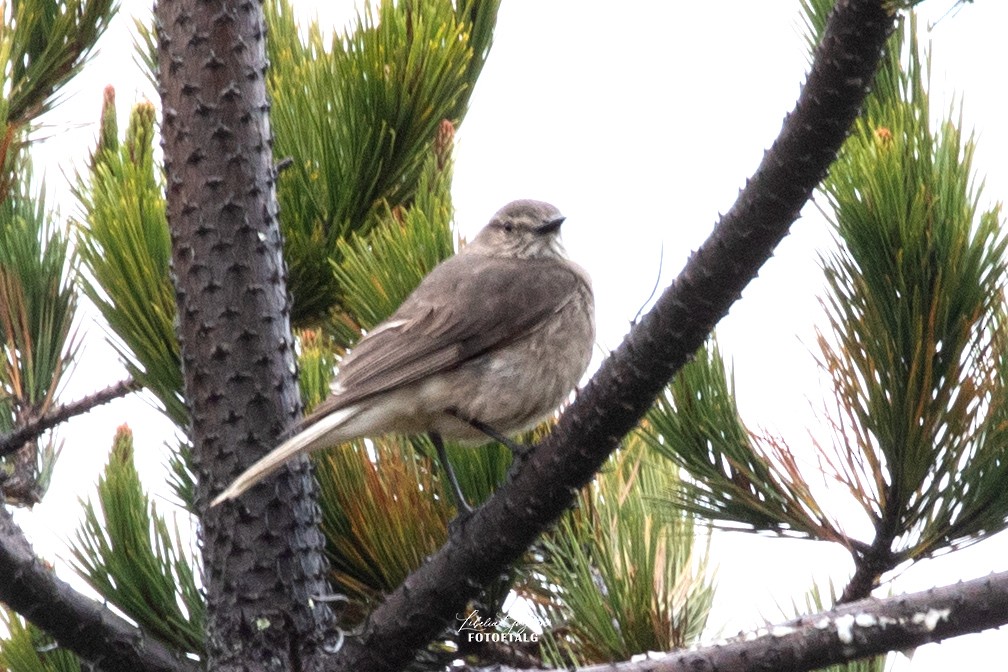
[0,504,198,672]
[839,517,903,603]
[840,466,906,602]
[333,1,896,670]
[0,378,140,457]
[480,569,1008,672]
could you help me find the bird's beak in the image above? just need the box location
[538,215,565,234]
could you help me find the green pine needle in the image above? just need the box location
[3,0,116,125]
[265,0,498,324]
[75,100,186,428]
[817,11,1008,561]
[0,173,78,414]
[642,340,841,543]
[69,425,204,658]
[532,437,714,664]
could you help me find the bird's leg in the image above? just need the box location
[429,432,473,516]
[445,408,532,460]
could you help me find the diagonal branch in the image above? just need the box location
[0,504,198,672]
[0,378,140,457]
[482,569,1008,672]
[333,1,896,670]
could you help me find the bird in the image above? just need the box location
[211,199,595,511]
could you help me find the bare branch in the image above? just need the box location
[0,504,198,672]
[481,569,1008,672]
[333,1,897,670]
[0,378,140,457]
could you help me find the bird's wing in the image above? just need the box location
[307,254,590,416]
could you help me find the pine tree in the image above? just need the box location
[2,1,1007,671]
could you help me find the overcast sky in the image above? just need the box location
[17,2,1008,669]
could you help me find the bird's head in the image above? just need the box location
[466,199,568,260]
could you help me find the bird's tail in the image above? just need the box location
[210,406,357,506]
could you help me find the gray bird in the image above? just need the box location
[211,199,595,510]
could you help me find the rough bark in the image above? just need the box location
[0,505,198,672]
[482,569,1008,672]
[333,1,896,670]
[154,0,334,669]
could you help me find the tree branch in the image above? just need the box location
[0,504,197,672]
[839,513,903,603]
[481,569,1008,672]
[0,378,140,457]
[332,1,896,670]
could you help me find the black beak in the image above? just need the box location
[538,215,565,234]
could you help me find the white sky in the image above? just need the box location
[14,1,1008,669]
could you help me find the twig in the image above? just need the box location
[0,378,140,457]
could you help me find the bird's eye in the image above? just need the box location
[503,223,514,232]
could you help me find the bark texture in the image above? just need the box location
[154,0,334,669]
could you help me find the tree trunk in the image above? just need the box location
[154,0,335,669]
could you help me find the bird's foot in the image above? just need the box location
[505,446,535,482]
[447,505,474,536]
